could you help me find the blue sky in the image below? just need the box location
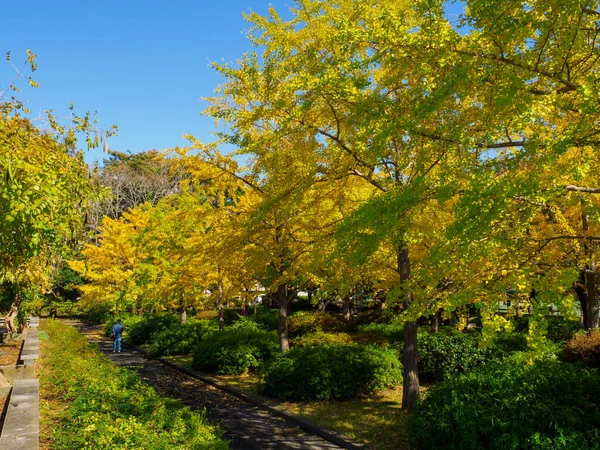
[1,0,291,165]
[2,1,465,166]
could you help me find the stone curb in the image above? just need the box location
[125,342,369,450]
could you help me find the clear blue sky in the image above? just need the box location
[1,0,291,165]
[2,1,464,166]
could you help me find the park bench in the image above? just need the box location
[0,379,39,449]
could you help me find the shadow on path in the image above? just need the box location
[65,320,341,450]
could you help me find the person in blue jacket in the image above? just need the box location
[111,319,124,353]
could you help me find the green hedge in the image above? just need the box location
[149,320,218,357]
[356,321,405,342]
[414,330,500,383]
[192,328,278,374]
[39,319,227,449]
[263,344,402,401]
[105,313,181,345]
[409,359,600,450]
[288,311,355,337]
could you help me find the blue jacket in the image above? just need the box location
[112,323,124,338]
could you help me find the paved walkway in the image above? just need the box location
[68,321,342,450]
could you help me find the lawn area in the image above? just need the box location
[164,355,411,450]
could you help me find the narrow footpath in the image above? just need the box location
[65,321,342,450]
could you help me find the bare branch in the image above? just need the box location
[565,184,600,194]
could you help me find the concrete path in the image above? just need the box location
[69,322,342,450]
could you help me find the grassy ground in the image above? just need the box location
[164,355,412,450]
[38,320,228,450]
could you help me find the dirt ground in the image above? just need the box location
[0,340,22,366]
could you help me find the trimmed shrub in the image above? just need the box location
[409,359,600,450]
[125,313,180,345]
[192,328,278,375]
[104,314,143,340]
[251,306,280,331]
[195,310,218,320]
[292,331,388,347]
[562,330,600,368]
[288,311,355,337]
[414,330,498,383]
[149,320,218,357]
[39,319,227,449]
[357,322,405,342]
[263,344,402,401]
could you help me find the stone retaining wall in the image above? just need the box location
[0,317,40,449]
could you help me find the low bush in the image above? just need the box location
[357,322,405,342]
[511,316,581,343]
[39,319,227,449]
[492,331,528,353]
[352,309,392,325]
[292,331,388,347]
[192,328,278,375]
[195,310,218,320]
[414,330,499,383]
[562,330,600,368]
[547,316,581,343]
[122,313,180,345]
[409,359,600,450]
[288,311,355,337]
[251,306,280,331]
[149,320,218,357]
[103,314,143,340]
[263,344,402,401]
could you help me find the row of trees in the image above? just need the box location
[49,0,600,412]
[0,51,115,332]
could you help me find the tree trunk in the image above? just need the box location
[398,242,419,412]
[584,270,600,330]
[181,308,187,324]
[342,294,352,321]
[402,321,419,411]
[254,299,258,315]
[276,284,289,352]
[431,310,439,333]
[217,266,225,331]
[5,292,23,334]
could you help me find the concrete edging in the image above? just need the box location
[126,343,369,450]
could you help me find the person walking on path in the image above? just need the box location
[111,319,124,353]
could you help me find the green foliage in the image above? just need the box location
[84,303,114,324]
[292,330,388,347]
[546,317,582,343]
[250,306,280,331]
[263,344,402,401]
[492,331,528,354]
[562,330,600,368]
[409,359,600,450]
[104,314,143,340]
[39,319,227,449]
[352,309,392,325]
[356,321,405,342]
[288,311,355,338]
[149,320,218,357]
[192,328,278,375]
[112,313,180,345]
[413,330,500,384]
[511,316,581,343]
